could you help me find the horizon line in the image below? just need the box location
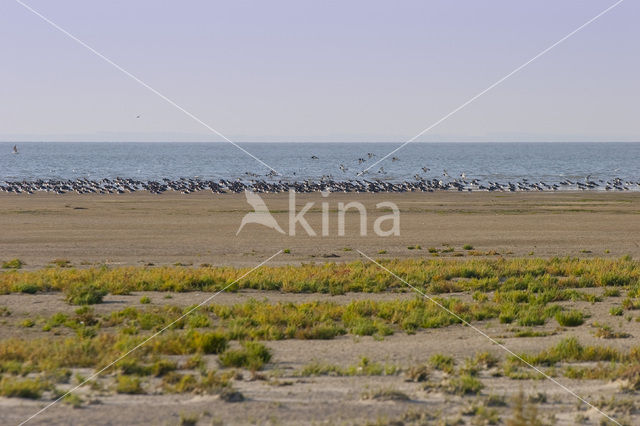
[2,140,640,144]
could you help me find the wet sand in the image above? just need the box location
[0,191,639,268]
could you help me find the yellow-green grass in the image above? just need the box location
[0,257,638,296]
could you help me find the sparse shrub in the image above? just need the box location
[555,310,584,327]
[63,393,83,408]
[349,357,389,376]
[187,313,210,328]
[405,364,429,382]
[517,308,546,326]
[193,331,228,354]
[0,377,46,399]
[592,323,630,339]
[622,297,640,310]
[499,305,517,324]
[517,337,621,366]
[219,342,272,370]
[139,296,151,304]
[294,324,345,340]
[298,361,344,377]
[429,354,454,373]
[610,306,624,316]
[507,390,544,426]
[463,244,474,250]
[350,318,378,336]
[283,249,291,254]
[14,283,39,294]
[475,351,499,369]
[116,375,144,394]
[603,288,620,297]
[119,359,152,376]
[64,283,107,305]
[446,374,483,395]
[20,318,35,328]
[2,258,23,269]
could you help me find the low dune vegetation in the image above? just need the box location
[0,256,639,424]
[0,256,638,296]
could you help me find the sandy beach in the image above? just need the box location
[1,191,640,425]
[1,191,639,268]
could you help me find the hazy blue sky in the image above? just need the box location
[1,0,638,142]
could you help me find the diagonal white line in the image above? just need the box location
[14,0,279,175]
[356,249,620,425]
[18,249,283,426]
[359,0,626,176]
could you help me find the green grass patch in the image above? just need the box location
[115,375,144,394]
[555,310,585,327]
[0,377,48,399]
[1,259,23,269]
[219,342,272,371]
[64,283,107,305]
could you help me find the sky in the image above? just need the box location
[0,0,638,142]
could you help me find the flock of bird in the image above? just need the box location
[3,147,639,194]
[1,176,639,195]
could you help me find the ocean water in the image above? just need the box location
[0,142,638,185]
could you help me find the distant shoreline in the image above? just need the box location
[2,176,639,194]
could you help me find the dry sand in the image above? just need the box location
[1,191,639,268]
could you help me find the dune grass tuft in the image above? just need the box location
[555,310,585,327]
[1,259,23,269]
[64,283,107,305]
[219,342,272,371]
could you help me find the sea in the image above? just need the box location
[0,142,638,187]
